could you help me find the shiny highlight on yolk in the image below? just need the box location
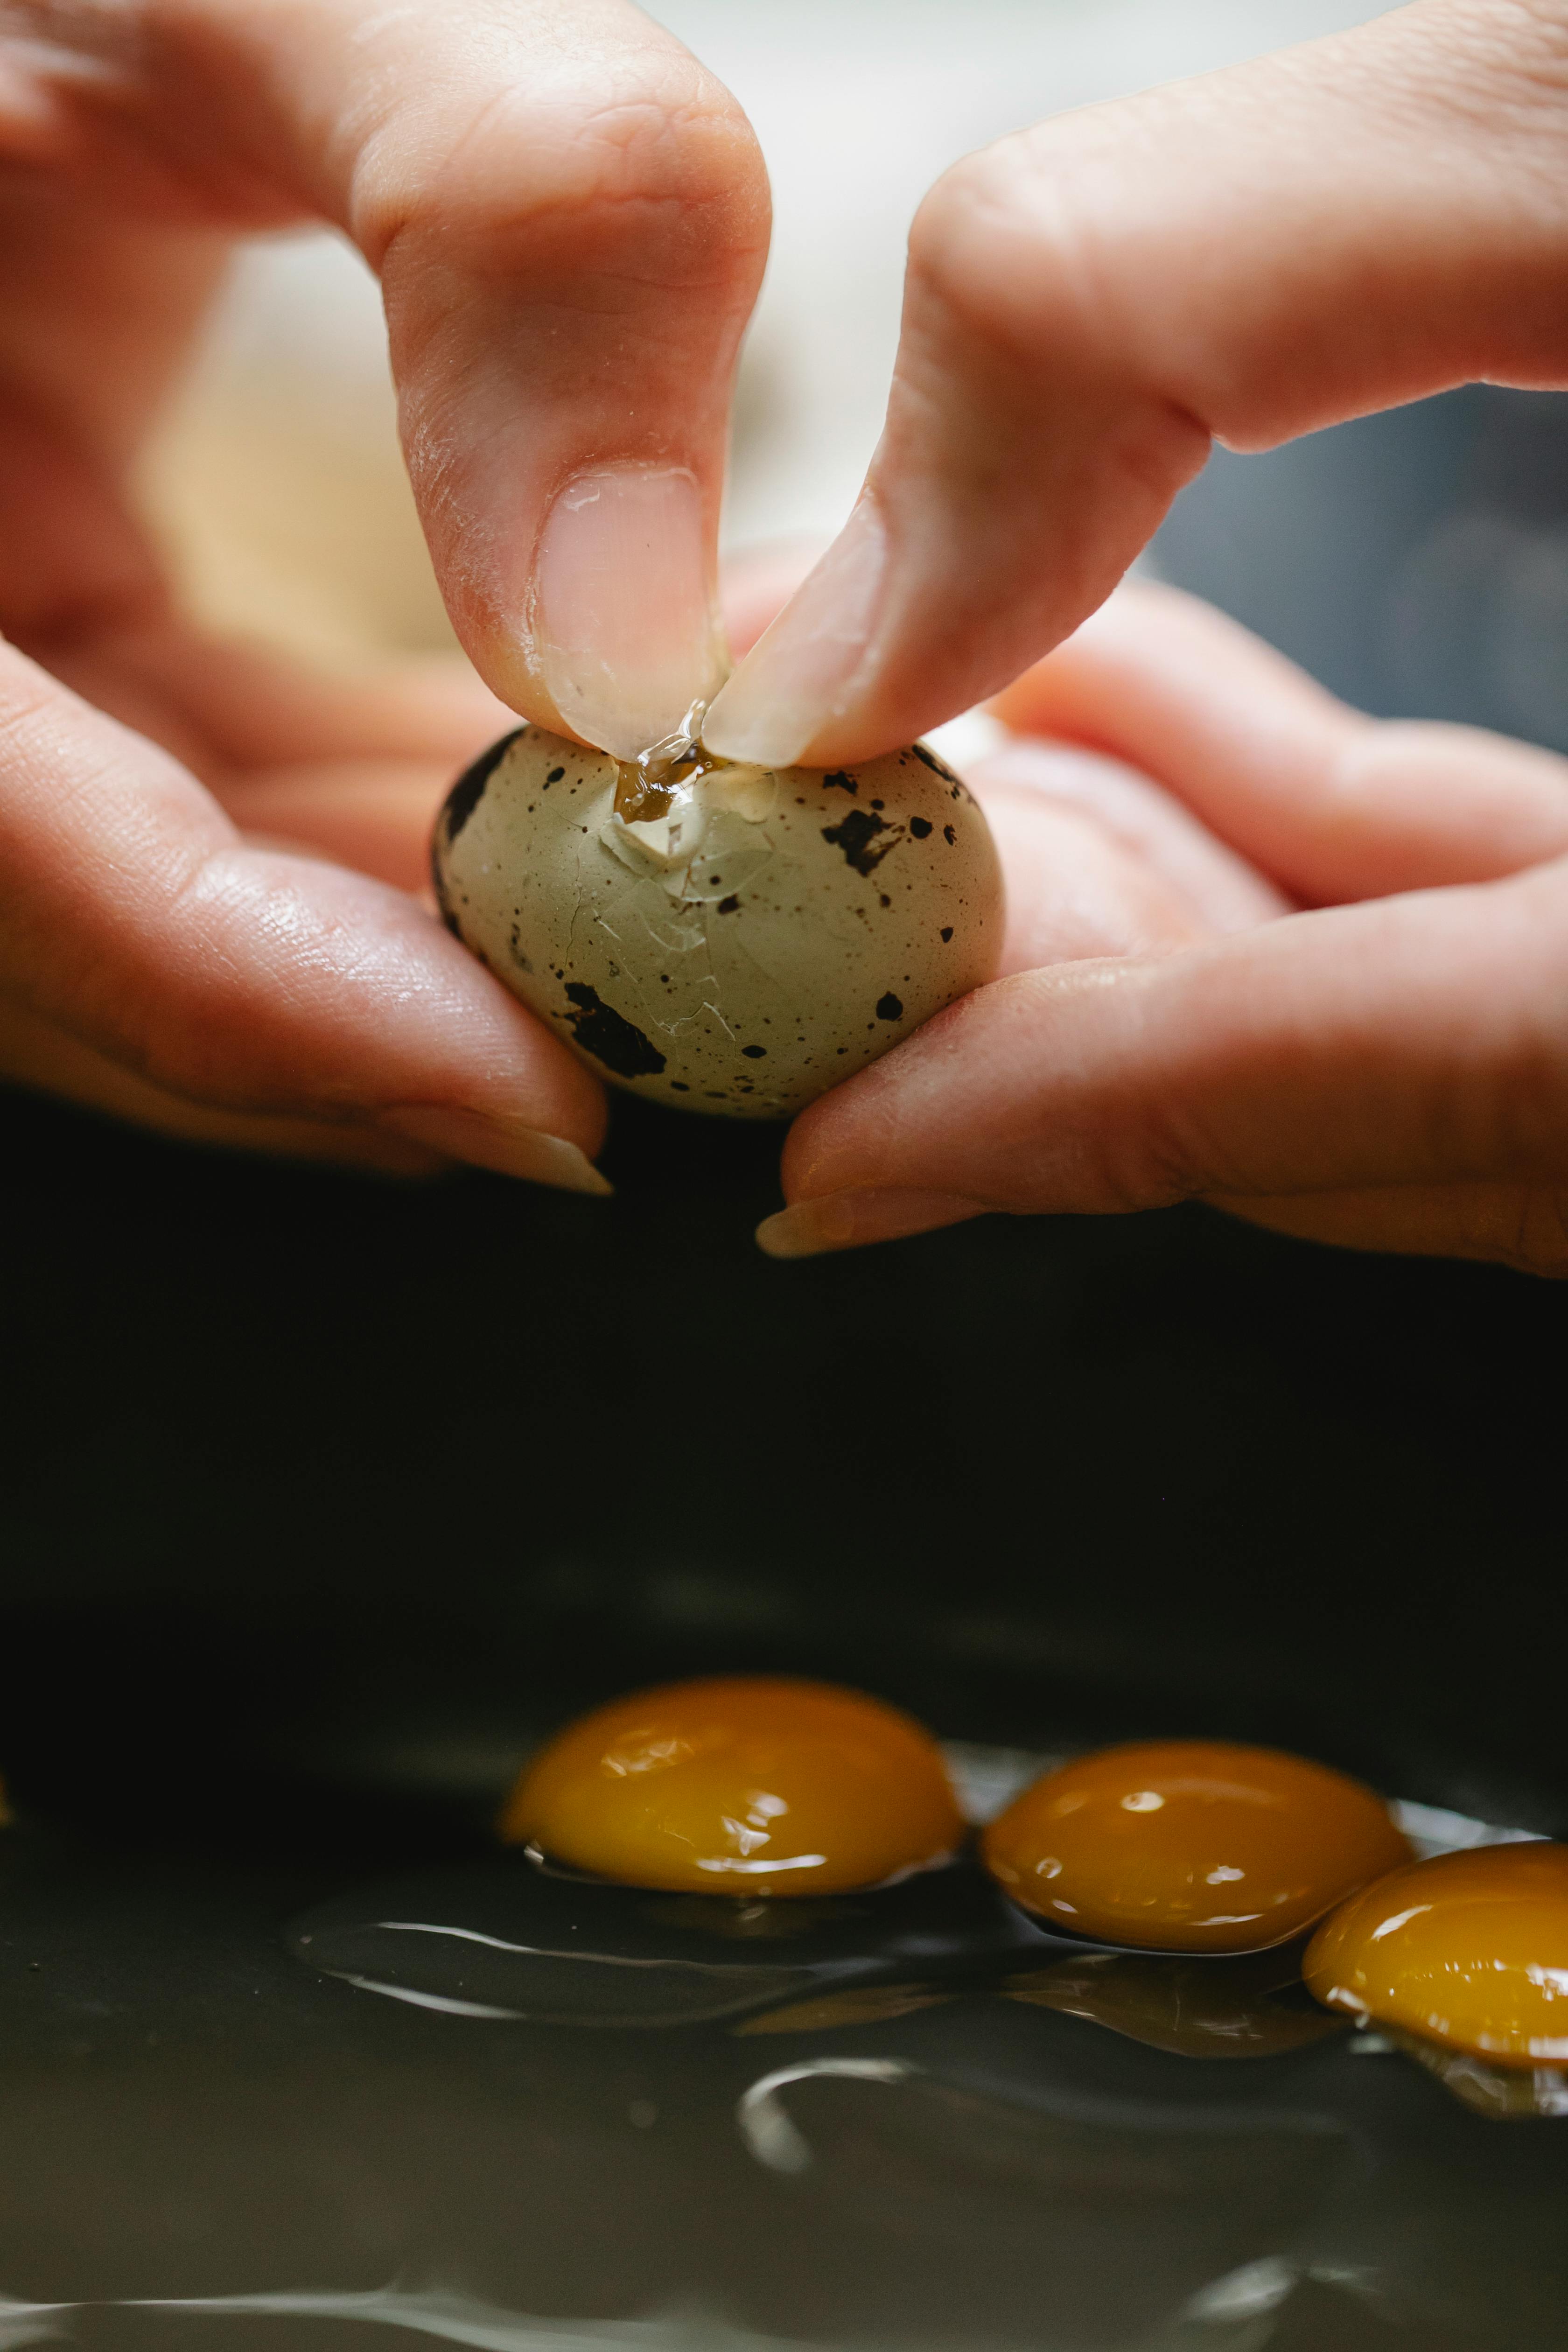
[981,1740,1411,1953]
[1304,1842,1568,2067]
[499,1676,966,1896]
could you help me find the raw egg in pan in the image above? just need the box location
[1304,1841,1568,2072]
[982,1740,1411,1953]
[499,1677,967,1897]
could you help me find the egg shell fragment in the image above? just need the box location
[430,725,1003,1117]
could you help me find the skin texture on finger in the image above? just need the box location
[769,858,1568,1239]
[35,626,512,892]
[708,0,1568,766]
[44,629,517,774]
[19,624,516,892]
[217,768,458,896]
[0,637,608,1172]
[0,175,228,469]
[975,777,1211,972]
[0,994,449,1175]
[1211,1178,1568,1279]
[971,737,1289,949]
[0,390,169,649]
[319,0,768,751]
[0,167,226,651]
[4,0,771,756]
[993,583,1568,903]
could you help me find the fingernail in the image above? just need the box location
[378,1107,613,1194]
[535,465,725,760]
[703,500,887,766]
[756,1187,983,1259]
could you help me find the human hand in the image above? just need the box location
[0,0,767,1177]
[759,582,1568,1276]
[705,0,1568,767]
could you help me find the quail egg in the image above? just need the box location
[430,720,1003,1117]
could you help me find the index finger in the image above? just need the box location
[17,0,770,757]
[705,0,1568,766]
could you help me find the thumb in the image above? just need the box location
[759,862,1568,1252]
[29,0,770,758]
[0,637,609,1185]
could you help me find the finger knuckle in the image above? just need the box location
[904,130,1206,503]
[908,123,1167,374]
[360,56,768,297]
[908,136,1083,366]
[1062,1097,1205,1217]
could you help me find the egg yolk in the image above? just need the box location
[1304,1842,1568,2066]
[499,1676,966,1896]
[981,1740,1411,1953]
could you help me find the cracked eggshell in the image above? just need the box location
[430,724,1003,1118]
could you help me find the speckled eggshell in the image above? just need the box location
[430,724,1003,1118]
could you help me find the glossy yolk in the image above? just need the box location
[981,1740,1411,1953]
[1304,1842,1568,2067]
[499,1676,966,1896]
